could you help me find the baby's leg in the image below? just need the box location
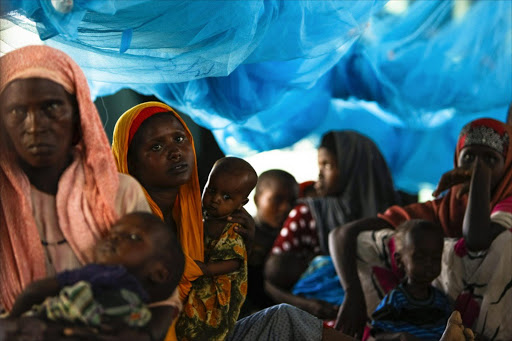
[440,311,475,341]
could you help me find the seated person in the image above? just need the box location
[176,157,258,341]
[242,169,298,316]
[331,118,512,340]
[370,220,451,341]
[8,212,184,341]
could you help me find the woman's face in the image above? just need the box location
[128,114,195,190]
[0,78,77,169]
[457,144,505,190]
[315,147,342,197]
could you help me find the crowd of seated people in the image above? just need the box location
[1,45,509,341]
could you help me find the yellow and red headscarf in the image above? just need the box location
[381,118,512,237]
[112,102,204,301]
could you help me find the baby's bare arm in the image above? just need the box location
[195,259,242,277]
[10,278,60,317]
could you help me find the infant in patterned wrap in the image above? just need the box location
[9,212,184,340]
[177,157,258,341]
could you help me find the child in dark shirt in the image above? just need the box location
[9,212,184,341]
[242,169,298,316]
[371,219,451,341]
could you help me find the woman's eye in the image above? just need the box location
[486,156,498,166]
[151,144,162,151]
[463,154,474,162]
[8,107,26,117]
[129,234,141,241]
[223,194,231,200]
[175,136,185,143]
[45,102,60,111]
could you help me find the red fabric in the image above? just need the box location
[381,118,512,238]
[455,292,480,328]
[271,203,320,255]
[128,106,169,145]
[371,237,405,295]
[457,118,509,158]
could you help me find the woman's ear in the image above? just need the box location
[148,262,170,283]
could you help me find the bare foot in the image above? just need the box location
[440,311,475,341]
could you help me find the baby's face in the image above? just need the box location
[400,229,443,285]
[202,171,248,219]
[94,215,157,271]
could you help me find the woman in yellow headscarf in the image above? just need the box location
[112,102,258,340]
[112,102,204,340]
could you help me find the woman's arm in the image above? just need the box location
[328,217,392,337]
[463,157,505,251]
[195,259,242,277]
[10,278,61,317]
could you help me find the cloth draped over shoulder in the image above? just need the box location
[304,131,399,254]
[0,45,120,310]
[111,101,204,302]
[380,118,512,237]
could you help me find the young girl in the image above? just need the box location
[176,157,258,341]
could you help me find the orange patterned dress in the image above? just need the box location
[176,223,247,341]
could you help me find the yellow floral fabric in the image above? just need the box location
[176,223,247,341]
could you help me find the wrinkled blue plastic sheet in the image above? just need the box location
[1,0,511,192]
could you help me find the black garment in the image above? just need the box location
[306,131,400,254]
[240,221,280,318]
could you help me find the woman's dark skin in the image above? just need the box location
[328,144,506,338]
[263,146,341,320]
[128,113,255,244]
[0,78,79,195]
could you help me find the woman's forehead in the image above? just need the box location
[1,77,71,99]
[138,114,187,138]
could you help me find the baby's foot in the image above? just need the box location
[440,311,475,341]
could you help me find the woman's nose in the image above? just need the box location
[24,107,47,133]
[167,147,182,160]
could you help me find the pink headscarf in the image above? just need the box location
[0,45,120,310]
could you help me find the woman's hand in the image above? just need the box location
[334,290,368,339]
[433,168,473,198]
[305,299,338,320]
[227,207,255,251]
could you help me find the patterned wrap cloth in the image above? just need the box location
[177,222,247,341]
[112,102,204,341]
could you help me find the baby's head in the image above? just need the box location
[394,219,444,285]
[202,157,258,219]
[94,212,185,302]
[254,170,298,229]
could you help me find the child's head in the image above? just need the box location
[394,219,444,285]
[202,157,258,219]
[94,212,185,301]
[254,170,298,229]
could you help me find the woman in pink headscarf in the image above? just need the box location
[0,45,151,339]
